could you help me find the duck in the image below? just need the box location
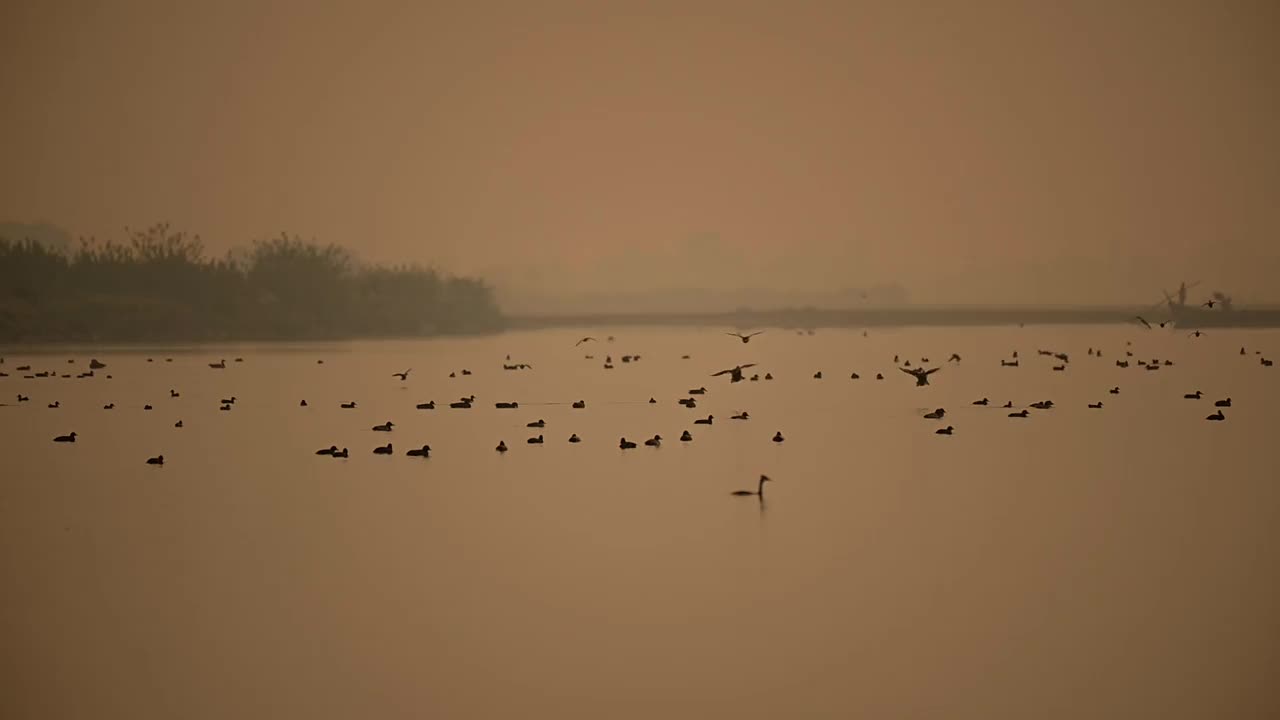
[813,371,823,379]
[764,373,773,380]
[300,400,308,407]
[449,400,472,409]
[103,403,114,409]
[406,445,431,457]
[688,387,707,395]
[694,415,714,425]
[1001,359,1019,367]
[170,389,180,398]
[316,445,339,456]
[874,373,884,380]
[648,398,657,404]
[1263,358,1274,367]
[341,401,357,409]
[731,475,772,497]
[234,358,244,363]
[619,437,637,449]
[219,404,231,411]
[372,421,394,432]
[526,419,545,428]
[568,434,581,443]
[935,426,954,435]
[973,398,989,406]
[572,400,586,409]
[461,369,472,375]
[1009,410,1030,418]
[1030,400,1054,410]
[373,443,394,455]
[1109,387,1120,394]
[416,401,436,410]
[89,359,106,369]
[678,398,697,408]
[143,404,153,411]
[220,396,236,405]
[146,455,164,465]
[496,441,508,452]
[174,420,183,428]
[495,401,519,409]
[923,408,946,419]
[209,359,226,369]
[644,435,662,447]
[53,432,77,443]
[750,374,760,381]
[772,431,785,443]
[1088,402,1103,409]
[527,435,544,444]
[1184,391,1202,400]
[1052,365,1066,372]
[48,401,60,409]
[1003,401,1014,408]
[1206,410,1225,421]
[1214,398,1231,408]
[850,372,860,379]
[731,411,749,420]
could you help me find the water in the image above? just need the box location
[3,326,1279,719]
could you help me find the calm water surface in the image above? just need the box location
[4,326,1279,719]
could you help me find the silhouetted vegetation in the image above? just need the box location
[0,223,503,342]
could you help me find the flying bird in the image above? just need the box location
[900,366,941,386]
[711,363,757,383]
[1134,316,1152,329]
[727,331,764,344]
[575,337,596,346]
[392,369,412,381]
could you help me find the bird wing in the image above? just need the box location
[710,369,733,377]
[747,331,764,338]
[1135,316,1151,329]
[899,367,919,377]
[739,363,757,370]
[726,332,744,339]
[923,367,940,376]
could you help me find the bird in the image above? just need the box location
[1088,402,1103,409]
[648,398,657,404]
[372,421,394,432]
[416,401,436,410]
[731,475,772,497]
[495,401,519,409]
[1215,398,1231,408]
[48,401,60,409]
[103,403,114,409]
[568,434,581,443]
[1109,387,1120,394]
[406,445,431,457]
[680,430,693,442]
[1184,391,1202,400]
[813,371,823,379]
[772,431,785,442]
[169,389,180,398]
[1188,330,1204,338]
[53,432,77,443]
[300,400,308,407]
[146,455,164,465]
[935,426,954,435]
[711,364,757,383]
[1009,410,1030,418]
[688,387,707,395]
[923,408,946,419]
[1206,410,1225,421]
[644,435,662,447]
[209,359,226,369]
[527,435,544,444]
[850,372,860,379]
[496,441,508,452]
[218,396,236,405]
[572,400,586,409]
[575,337,596,346]
[619,437,637,449]
[373,443,393,455]
[219,404,231,411]
[694,415,714,425]
[333,448,349,458]
[1134,316,1152,329]
[527,419,545,428]
[449,399,472,409]
[731,411,749,420]
[727,331,764,344]
[392,369,412,381]
[316,445,338,456]
[973,398,989,406]
[1202,300,1216,308]
[143,404,153,410]
[900,367,940,386]
[174,420,183,428]
[948,353,962,363]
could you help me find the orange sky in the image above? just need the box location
[2,1,1277,304]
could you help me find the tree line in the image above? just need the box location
[0,223,503,342]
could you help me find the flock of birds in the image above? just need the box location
[4,319,1274,497]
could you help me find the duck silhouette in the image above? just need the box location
[527,419,545,428]
[209,359,226,369]
[316,445,338,456]
[772,431,785,442]
[146,455,164,465]
[341,401,357,409]
[174,420,184,428]
[416,401,436,410]
[935,426,954,435]
[644,435,662,447]
[372,421,394,432]
[1009,410,1030,418]
[496,441,508,452]
[731,411,749,420]
[406,445,431,457]
[694,415,714,425]
[1088,402,1103,409]
[731,475,771,497]
[680,430,693,442]
[1214,398,1231,408]
[923,408,946,419]
[619,437,637,449]
[973,398,989,406]
[1206,410,1225,421]
[333,448,348,458]
[527,435,544,444]
[568,434,581,443]
[1184,391,1202,400]
[495,401,519,409]
[572,400,586,408]
[373,443,393,455]
[53,432,77,443]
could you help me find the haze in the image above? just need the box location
[2,0,1278,309]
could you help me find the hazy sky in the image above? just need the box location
[2,1,1278,304]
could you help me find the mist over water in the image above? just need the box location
[5,326,1279,718]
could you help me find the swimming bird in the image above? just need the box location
[711,364,757,383]
[416,401,436,410]
[461,369,472,375]
[406,445,431,457]
[495,401,519,409]
[644,435,662,447]
[973,398,989,406]
[1206,410,1225,421]
[300,400,308,407]
[219,404,231,411]
[1184,391,1202,400]
[143,404,153,410]
[731,411,749,420]
[619,437,637,449]
[103,403,114,409]
[1009,410,1030,418]
[572,400,586,409]
[935,426,954,435]
[333,448,349,458]
[53,432,77,443]
[727,331,764,344]
[174,420,183,428]
[526,434,544,445]
[392,369,412,381]
[678,398,697,408]
[875,373,883,380]
[496,441,508,452]
[1088,402,1103,409]
[372,421,394,432]
[373,443,393,455]
[731,475,772,497]
[1214,398,1231,408]
[220,396,236,405]
[1002,401,1013,408]
[850,372,860,379]
[146,455,164,465]
[900,367,940,386]
[568,434,581,443]
[813,371,823,379]
[923,408,946,419]
[1030,400,1055,410]
[527,419,545,428]
[648,398,657,404]
[1264,358,1274,367]
[1109,387,1120,394]
[680,430,693,442]
[1001,359,1020,367]
[209,359,226,369]
[694,415,714,425]
[1188,330,1204,338]
[772,431,784,442]
[576,337,596,346]
[765,373,773,380]
[341,401,359,409]
[688,387,707,395]
[48,401,60,409]
[449,399,472,409]
[316,445,338,456]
